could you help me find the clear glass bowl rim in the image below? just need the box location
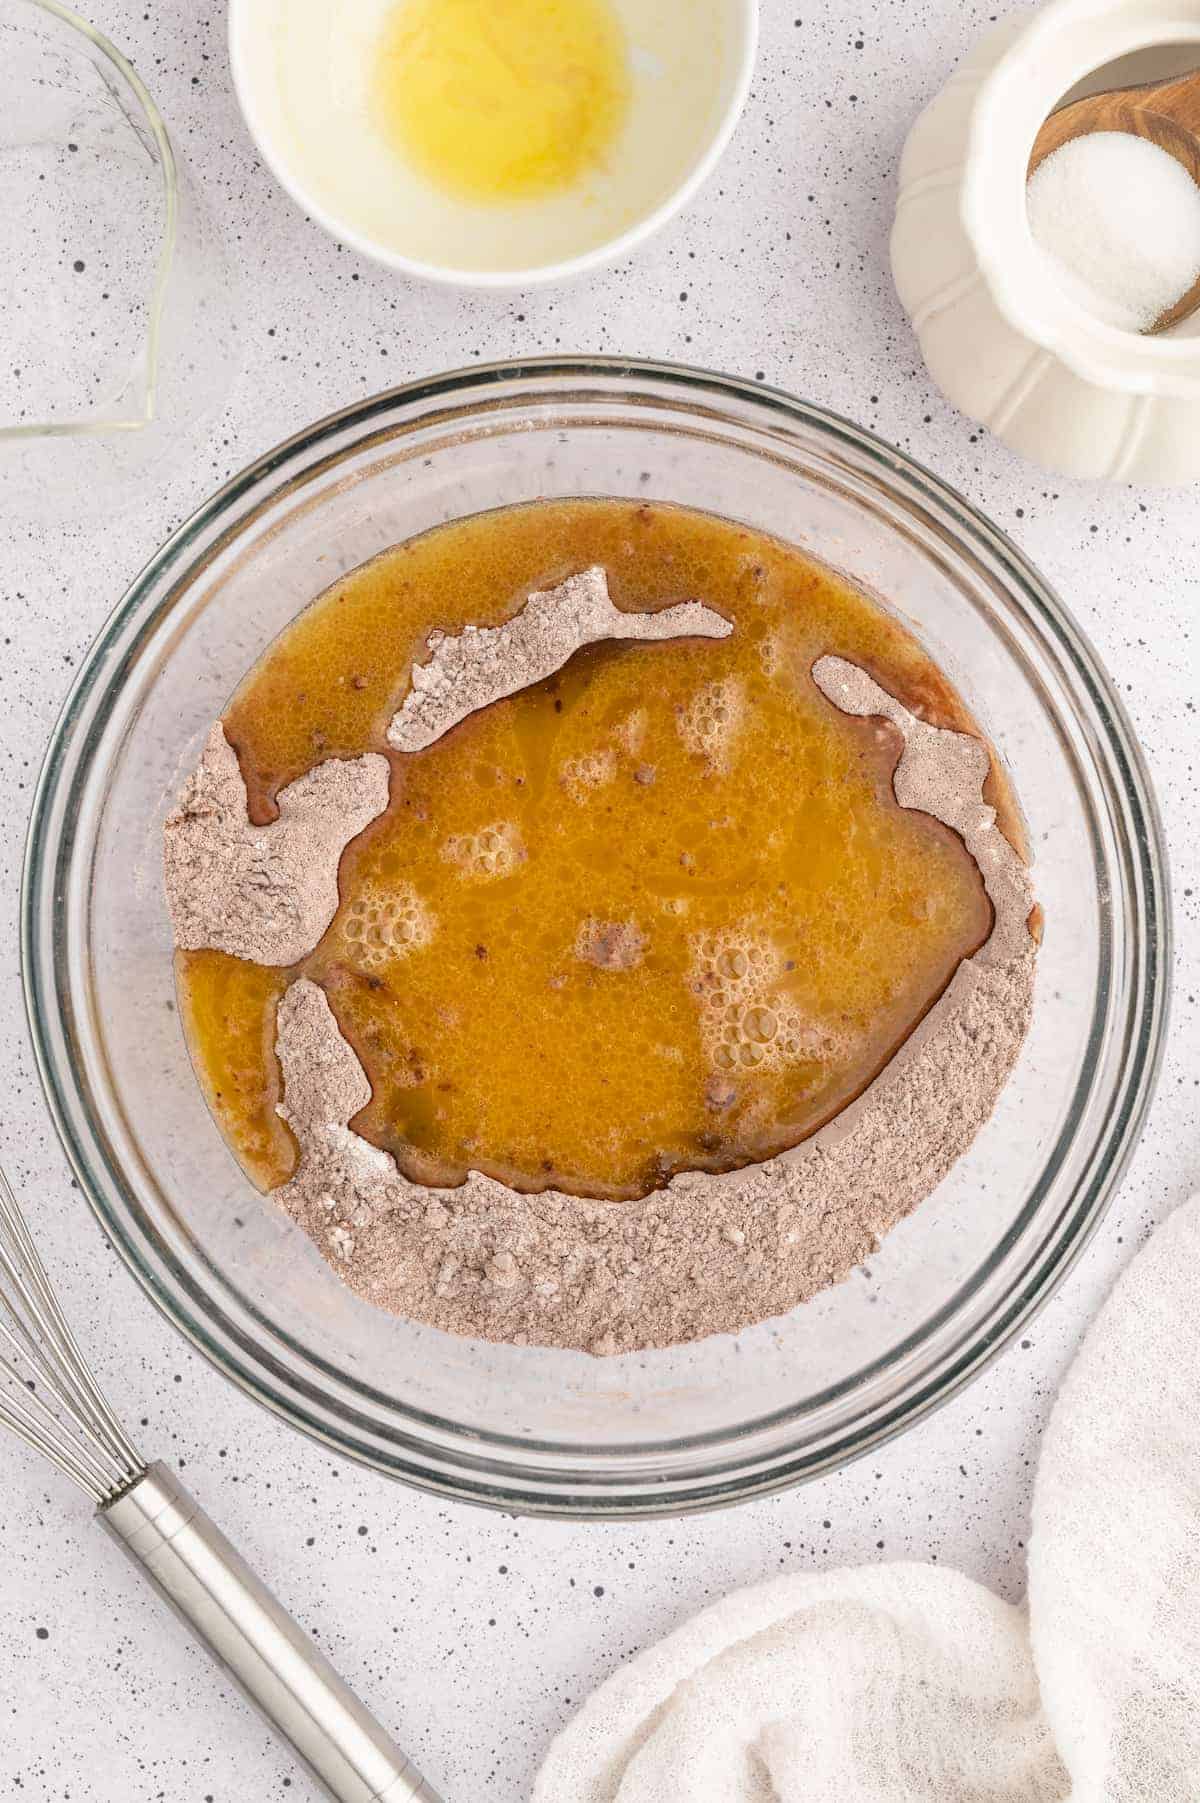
[21,355,1172,1517]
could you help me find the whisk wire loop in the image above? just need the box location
[0,1161,441,1798]
[0,1166,142,1502]
[0,1356,110,1493]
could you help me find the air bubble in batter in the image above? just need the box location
[340,880,435,970]
[441,819,525,881]
[676,676,745,773]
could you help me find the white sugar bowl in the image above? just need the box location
[891,0,1200,484]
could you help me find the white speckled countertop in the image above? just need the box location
[1,2,1197,1798]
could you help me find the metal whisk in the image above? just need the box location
[0,1165,441,1802]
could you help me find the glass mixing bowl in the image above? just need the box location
[22,359,1169,1516]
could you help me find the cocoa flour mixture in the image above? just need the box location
[165,573,1036,1356]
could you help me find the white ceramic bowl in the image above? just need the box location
[229,0,757,288]
[891,0,1200,484]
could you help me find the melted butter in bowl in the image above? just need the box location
[374,0,632,204]
[229,0,756,282]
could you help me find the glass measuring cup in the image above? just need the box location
[0,0,236,520]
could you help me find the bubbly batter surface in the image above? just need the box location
[179,499,1000,1201]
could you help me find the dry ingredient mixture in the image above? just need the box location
[165,499,1037,1354]
[165,724,389,965]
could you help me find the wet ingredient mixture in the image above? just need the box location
[176,499,1002,1206]
[374,0,631,203]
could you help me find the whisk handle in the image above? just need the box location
[99,1462,441,1802]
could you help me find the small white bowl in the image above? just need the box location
[229,0,758,289]
[891,0,1200,484]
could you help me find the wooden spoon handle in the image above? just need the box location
[1028,72,1200,179]
[1124,71,1200,136]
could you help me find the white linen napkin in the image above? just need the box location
[535,1195,1200,1802]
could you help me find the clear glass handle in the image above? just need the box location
[0,0,238,523]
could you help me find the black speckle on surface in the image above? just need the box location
[0,4,1194,1793]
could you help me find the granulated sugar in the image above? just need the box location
[1027,131,1200,332]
